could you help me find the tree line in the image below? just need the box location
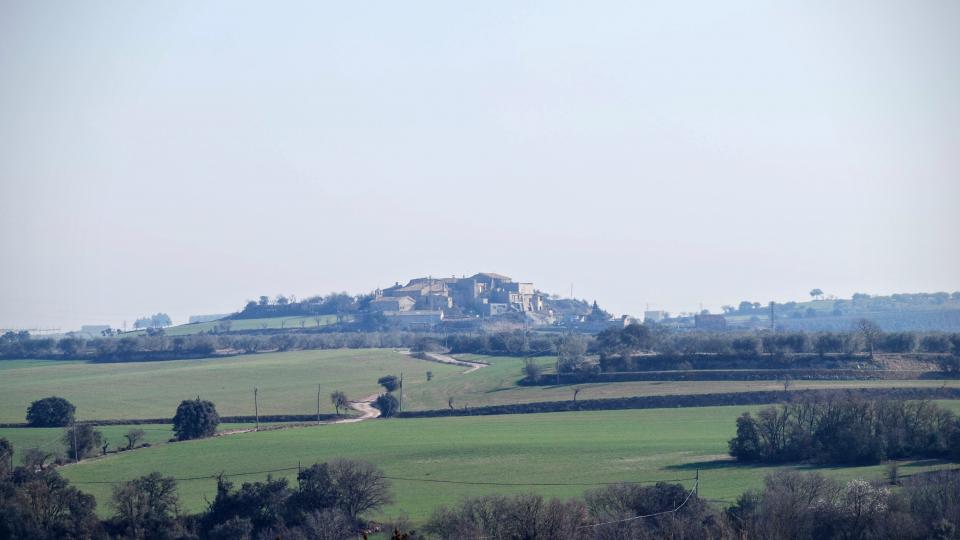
[236,292,367,320]
[3,324,959,368]
[0,437,394,539]
[729,397,960,465]
[423,469,960,539]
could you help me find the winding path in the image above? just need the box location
[215,394,380,436]
[335,394,381,423]
[404,350,488,374]
[216,351,480,436]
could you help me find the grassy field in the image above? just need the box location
[0,423,264,463]
[127,315,342,336]
[58,403,960,521]
[0,350,463,422]
[404,354,960,410]
[3,350,957,423]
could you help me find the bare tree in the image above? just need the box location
[854,318,882,357]
[0,438,12,476]
[111,472,179,536]
[522,359,543,381]
[782,376,792,393]
[124,428,145,450]
[448,397,455,410]
[327,459,393,522]
[330,391,348,415]
[22,447,51,471]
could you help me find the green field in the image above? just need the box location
[57,403,960,521]
[0,423,260,463]
[128,315,342,336]
[0,350,463,422]
[3,350,957,424]
[405,354,960,409]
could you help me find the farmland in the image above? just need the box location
[406,354,960,410]
[0,349,462,422]
[58,403,960,521]
[3,346,960,529]
[0,423,257,463]
[2,350,958,423]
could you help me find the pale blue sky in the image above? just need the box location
[1,1,958,329]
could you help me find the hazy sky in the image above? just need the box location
[1,1,958,330]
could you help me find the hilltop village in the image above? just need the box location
[371,272,545,326]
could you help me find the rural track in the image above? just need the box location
[335,394,381,423]
[110,350,483,441]
[404,350,488,374]
[218,351,485,437]
[215,394,381,436]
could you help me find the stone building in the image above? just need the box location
[374,272,544,318]
[383,310,444,329]
[370,296,415,312]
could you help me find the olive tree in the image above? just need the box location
[26,396,76,427]
[375,393,399,418]
[377,375,399,393]
[172,398,220,440]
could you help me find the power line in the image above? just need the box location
[69,466,694,487]
[71,466,301,484]
[381,475,696,487]
[577,479,699,529]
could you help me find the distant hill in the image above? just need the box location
[723,291,960,332]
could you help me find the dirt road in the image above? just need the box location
[405,350,488,374]
[335,394,381,423]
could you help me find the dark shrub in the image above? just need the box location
[728,413,762,461]
[26,396,76,427]
[731,337,760,356]
[881,332,918,353]
[172,399,220,440]
[375,393,399,417]
[377,375,399,392]
[921,334,952,354]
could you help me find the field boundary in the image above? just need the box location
[0,413,346,429]
[395,387,960,418]
[520,369,955,385]
[7,388,960,427]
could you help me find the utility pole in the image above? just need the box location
[72,423,78,462]
[769,301,776,330]
[254,388,260,432]
[556,340,561,386]
[399,372,403,412]
[317,384,321,424]
[695,469,700,497]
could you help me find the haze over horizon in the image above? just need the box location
[2,1,959,330]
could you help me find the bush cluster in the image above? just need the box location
[0,443,392,540]
[427,470,960,540]
[729,397,960,465]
